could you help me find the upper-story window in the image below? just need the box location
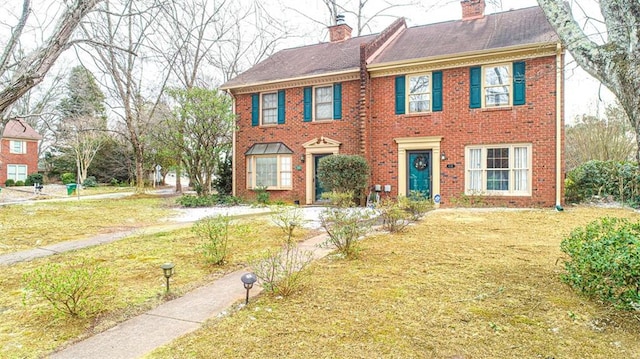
[261,93,278,125]
[470,61,526,109]
[483,64,511,107]
[394,72,442,115]
[10,140,26,154]
[303,83,342,122]
[251,90,285,126]
[314,86,333,120]
[408,73,431,113]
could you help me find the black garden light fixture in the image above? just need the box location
[161,263,175,292]
[241,272,257,305]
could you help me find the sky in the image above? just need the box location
[278,0,615,122]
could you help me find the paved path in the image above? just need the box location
[49,233,331,359]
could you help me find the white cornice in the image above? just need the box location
[223,70,360,95]
[369,43,561,78]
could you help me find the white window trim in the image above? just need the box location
[464,143,532,196]
[260,92,278,126]
[406,72,432,114]
[313,85,333,121]
[246,154,292,190]
[9,140,27,154]
[482,63,512,108]
[7,164,28,181]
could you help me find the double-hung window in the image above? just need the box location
[465,144,531,196]
[245,143,293,190]
[261,93,278,125]
[470,62,525,109]
[483,64,511,107]
[408,73,431,113]
[314,86,333,120]
[10,140,26,154]
[7,164,27,181]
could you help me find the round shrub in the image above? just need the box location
[561,217,640,311]
[15,180,25,186]
[83,176,98,187]
[25,173,44,186]
[61,172,76,185]
[5,179,15,187]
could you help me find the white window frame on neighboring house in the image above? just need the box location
[407,73,431,113]
[7,164,28,181]
[10,140,26,154]
[465,144,532,196]
[483,63,512,108]
[314,85,333,121]
[246,155,292,190]
[261,92,278,125]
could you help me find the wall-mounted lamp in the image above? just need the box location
[300,154,305,163]
[440,151,447,161]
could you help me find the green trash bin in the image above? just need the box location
[66,184,77,195]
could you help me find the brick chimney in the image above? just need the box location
[328,14,352,42]
[461,0,486,20]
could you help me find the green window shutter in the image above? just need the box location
[513,61,526,106]
[333,83,342,120]
[277,90,286,124]
[395,75,406,114]
[303,87,312,122]
[469,67,481,109]
[432,71,443,112]
[251,94,259,126]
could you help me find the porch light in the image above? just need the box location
[300,154,305,162]
[440,151,447,161]
[241,272,257,305]
[161,263,175,292]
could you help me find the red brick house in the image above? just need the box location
[221,1,565,208]
[0,119,42,185]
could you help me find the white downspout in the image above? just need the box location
[226,89,237,197]
[555,42,564,210]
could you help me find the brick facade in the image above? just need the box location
[0,138,40,185]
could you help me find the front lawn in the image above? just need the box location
[148,207,640,358]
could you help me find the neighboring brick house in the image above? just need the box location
[0,119,42,185]
[221,1,565,208]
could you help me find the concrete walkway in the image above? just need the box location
[49,233,331,359]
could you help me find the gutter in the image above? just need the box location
[555,42,564,211]
[225,89,237,197]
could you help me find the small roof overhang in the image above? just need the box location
[245,142,293,155]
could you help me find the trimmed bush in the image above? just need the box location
[15,180,25,186]
[83,176,98,187]
[25,173,44,186]
[5,179,15,187]
[561,217,640,311]
[61,172,76,185]
[317,155,369,203]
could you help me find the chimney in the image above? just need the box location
[461,0,486,20]
[328,14,352,42]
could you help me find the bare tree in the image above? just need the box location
[0,0,104,117]
[58,116,107,183]
[537,0,640,161]
[79,0,169,192]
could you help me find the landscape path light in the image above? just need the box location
[161,263,175,292]
[241,272,257,305]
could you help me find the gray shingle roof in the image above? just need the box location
[2,119,42,140]
[370,6,558,65]
[221,6,558,90]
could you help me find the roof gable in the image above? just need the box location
[2,119,42,141]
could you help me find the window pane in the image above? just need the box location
[409,94,430,113]
[485,87,509,106]
[263,108,277,124]
[315,86,332,102]
[316,103,333,120]
[247,157,253,188]
[485,66,510,86]
[487,170,509,191]
[409,75,429,94]
[256,157,277,187]
[514,147,528,191]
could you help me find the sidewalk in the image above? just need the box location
[49,233,332,359]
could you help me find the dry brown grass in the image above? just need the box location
[0,196,174,254]
[148,206,640,359]
[0,212,315,359]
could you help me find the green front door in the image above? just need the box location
[314,154,328,201]
[408,151,431,198]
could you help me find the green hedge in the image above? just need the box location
[561,217,640,311]
[566,160,640,206]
